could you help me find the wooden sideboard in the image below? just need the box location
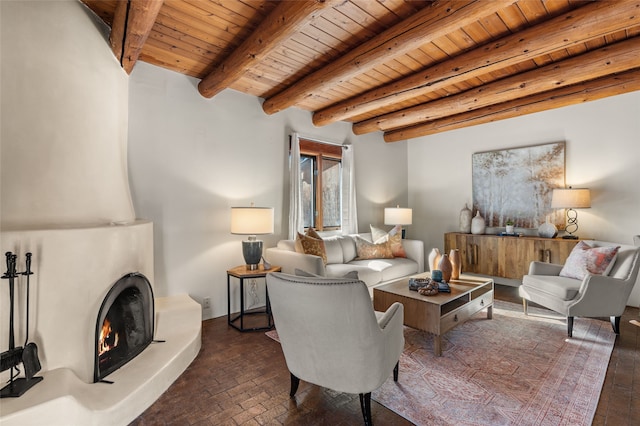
[444,232,582,281]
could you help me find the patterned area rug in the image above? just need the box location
[373,300,615,426]
[266,300,615,426]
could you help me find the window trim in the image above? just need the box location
[299,139,342,231]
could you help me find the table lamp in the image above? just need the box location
[551,187,590,239]
[384,205,412,238]
[231,205,274,270]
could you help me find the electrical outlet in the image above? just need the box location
[203,297,211,309]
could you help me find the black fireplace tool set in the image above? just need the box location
[1,251,43,398]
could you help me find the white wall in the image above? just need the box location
[0,0,134,229]
[407,91,640,306]
[127,62,408,319]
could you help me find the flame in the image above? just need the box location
[98,318,119,356]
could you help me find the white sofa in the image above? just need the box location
[265,233,424,293]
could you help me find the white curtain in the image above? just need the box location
[288,133,304,239]
[341,144,358,235]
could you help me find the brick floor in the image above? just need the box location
[130,284,639,425]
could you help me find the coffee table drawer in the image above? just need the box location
[440,291,493,334]
[470,290,493,314]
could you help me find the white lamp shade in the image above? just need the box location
[551,188,591,209]
[384,206,412,225]
[230,207,274,235]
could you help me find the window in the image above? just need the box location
[299,139,342,231]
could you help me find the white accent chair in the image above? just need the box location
[519,238,640,337]
[265,272,404,426]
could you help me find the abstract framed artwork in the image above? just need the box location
[472,142,566,229]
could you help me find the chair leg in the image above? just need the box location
[289,373,300,398]
[393,361,399,382]
[522,298,528,315]
[567,316,574,338]
[610,316,621,334]
[359,392,372,426]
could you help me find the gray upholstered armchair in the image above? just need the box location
[519,239,640,337]
[266,272,404,426]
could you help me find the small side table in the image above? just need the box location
[227,264,281,332]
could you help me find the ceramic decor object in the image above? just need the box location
[428,248,441,272]
[471,211,486,235]
[538,219,558,238]
[438,254,453,282]
[459,204,472,233]
[449,249,461,280]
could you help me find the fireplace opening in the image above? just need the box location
[94,272,154,383]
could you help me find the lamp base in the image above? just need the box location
[242,239,263,270]
[562,235,579,239]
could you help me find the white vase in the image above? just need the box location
[538,219,558,238]
[471,212,486,235]
[428,248,441,272]
[459,204,472,233]
[506,225,514,234]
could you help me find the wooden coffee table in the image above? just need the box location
[373,273,494,356]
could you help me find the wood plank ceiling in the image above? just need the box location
[81,0,640,142]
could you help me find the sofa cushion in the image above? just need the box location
[277,240,296,252]
[559,241,619,280]
[341,258,417,286]
[379,258,419,282]
[370,224,407,258]
[357,232,374,242]
[522,275,582,300]
[354,235,393,260]
[323,237,344,264]
[339,236,357,263]
[326,264,382,287]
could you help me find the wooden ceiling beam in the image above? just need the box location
[384,69,640,142]
[197,0,343,99]
[109,0,164,75]
[261,0,518,115]
[313,0,640,127]
[353,36,640,135]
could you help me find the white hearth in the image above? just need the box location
[0,222,202,424]
[0,294,201,425]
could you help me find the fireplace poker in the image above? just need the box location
[1,253,23,372]
[22,252,41,380]
[0,253,25,398]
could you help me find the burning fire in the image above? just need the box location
[98,318,119,356]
